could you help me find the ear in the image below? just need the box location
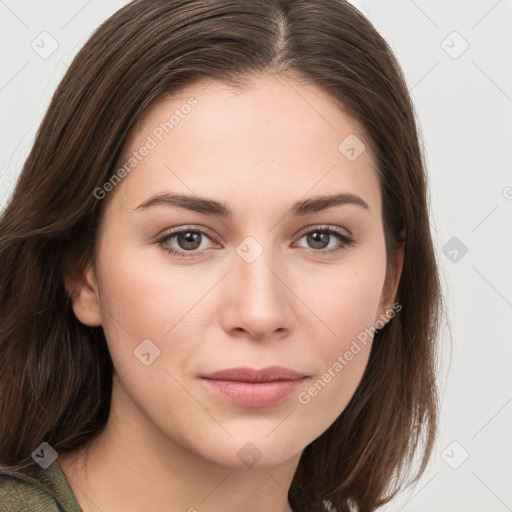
[63,260,103,327]
[375,228,405,326]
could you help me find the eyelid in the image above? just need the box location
[157,223,353,243]
[294,223,353,239]
[154,225,219,259]
[157,224,218,243]
[155,223,356,258]
[291,225,357,255]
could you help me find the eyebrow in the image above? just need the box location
[134,191,370,217]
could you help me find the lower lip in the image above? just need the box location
[200,377,307,408]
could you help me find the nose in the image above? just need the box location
[220,242,295,341]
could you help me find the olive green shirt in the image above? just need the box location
[0,461,82,511]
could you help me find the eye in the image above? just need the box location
[155,226,218,259]
[155,224,357,259]
[293,225,356,255]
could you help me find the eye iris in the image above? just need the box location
[307,231,330,249]
[178,231,201,250]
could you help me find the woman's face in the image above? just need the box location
[70,74,402,469]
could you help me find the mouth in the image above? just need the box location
[200,366,309,408]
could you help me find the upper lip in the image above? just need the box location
[201,366,307,383]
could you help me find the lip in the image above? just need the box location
[202,365,307,382]
[200,366,308,408]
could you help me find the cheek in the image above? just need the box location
[292,294,378,437]
[300,254,386,344]
[292,256,385,419]
[93,238,195,369]
[97,226,386,369]
[88,226,387,467]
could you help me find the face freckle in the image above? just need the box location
[79,74,397,471]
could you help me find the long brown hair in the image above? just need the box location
[0,1,444,510]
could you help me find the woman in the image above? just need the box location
[0,1,443,511]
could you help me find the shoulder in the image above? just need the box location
[0,471,62,512]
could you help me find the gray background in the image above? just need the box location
[1,1,511,510]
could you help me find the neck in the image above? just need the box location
[59,375,300,512]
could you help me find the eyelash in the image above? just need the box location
[155,225,357,259]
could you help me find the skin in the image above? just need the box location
[60,73,404,512]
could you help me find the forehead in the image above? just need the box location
[109,74,381,218]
